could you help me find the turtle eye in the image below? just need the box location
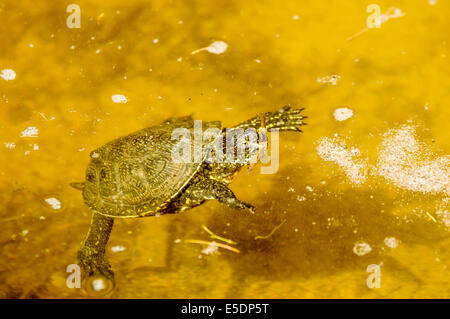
[86,173,95,182]
[100,169,107,180]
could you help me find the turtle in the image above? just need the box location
[71,106,306,283]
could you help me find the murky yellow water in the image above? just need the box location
[0,0,449,298]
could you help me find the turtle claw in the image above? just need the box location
[226,197,255,213]
[266,107,307,131]
[241,202,256,214]
[78,248,115,284]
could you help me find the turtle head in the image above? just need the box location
[70,182,85,190]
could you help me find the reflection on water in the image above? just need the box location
[0,0,449,298]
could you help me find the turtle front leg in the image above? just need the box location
[233,105,306,132]
[78,212,115,281]
[209,180,255,212]
[175,178,255,213]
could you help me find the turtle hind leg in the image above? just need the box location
[78,213,115,282]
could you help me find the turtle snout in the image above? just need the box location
[70,182,86,190]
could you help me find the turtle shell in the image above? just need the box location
[81,116,222,218]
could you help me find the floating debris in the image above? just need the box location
[97,12,105,25]
[317,74,340,86]
[111,94,128,103]
[254,219,286,240]
[45,197,61,210]
[36,112,55,121]
[333,107,354,121]
[20,126,39,138]
[184,239,240,253]
[91,278,106,291]
[111,245,126,252]
[353,242,372,256]
[4,142,16,149]
[426,212,437,223]
[201,225,236,245]
[192,41,228,55]
[201,243,219,255]
[0,69,16,81]
[384,237,399,248]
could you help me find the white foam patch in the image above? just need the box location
[316,137,368,184]
[376,124,449,196]
[317,124,449,195]
[436,198,449,229]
